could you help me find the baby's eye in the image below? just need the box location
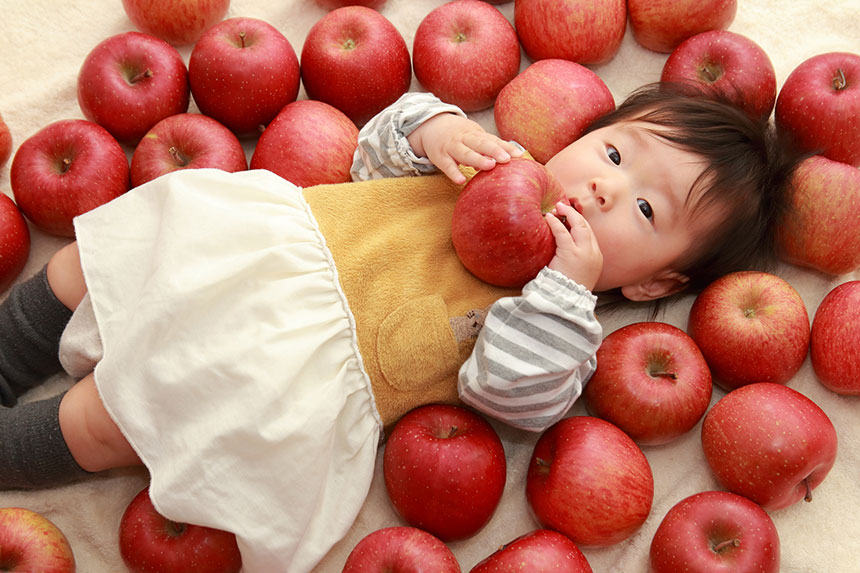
[638,198,654,221]
[606,145,621,165]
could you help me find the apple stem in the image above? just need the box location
[239,30,247,49]
[61,157,72,174]
[650,371,678,381]
[128,68,153,84]
[446,425,459,438]
[166,520,187,537]
[833,68,847,91]
[169,146,188,167]
[454,31,467,43]
[804,477,813,502]
[342,38,356,51]
[698,62,723,83]
[712,538,741,553]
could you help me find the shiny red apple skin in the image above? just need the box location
[775,52,860,167]
[10,119,130,237]
[189,17,301,136]
[526,416,654,547]
[661,30,776,121]
[300,6,411,126]
[513,0,626,65]
[0,112,12,167]
[342,527,460,572]
[119,487,242,573]
[687,271,810,390]
[470,529,593,572]
[650,491,780,573]
[0,194,30,292]
[701,382,838,511]
[810,281,860,395]
[315,0,387,9]
[583,321,712,446]
[776,155,860,275]
[412,0,520,112]
[0,507,76,572]
[628,0,737,53]
[121,0,230,46]
[451,157,567,288]
[131,113,247,188]
[77,31,190,144]
[494,59,614,164]
[250,100,358,188]
[383,404,506,542]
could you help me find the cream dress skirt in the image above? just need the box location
[59,168,383,572]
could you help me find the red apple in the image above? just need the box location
[661,30,777,121]
[687,271,810,390]
[775,52,860,167]
[776,155,860,275]
[77,31,189,144]
[119,487,241,573]
[0,194,30,292]
[0,112,12,167]
[513,0,626,65]
[451,157,566,288]
[342,527,460,572]
[526,416,654,547]
[316,0,387,9]
[131,113,247,187]
[810,281,860,395]
[701,382,838,511]
[121,0,230,45]
[628,0,737,53]
[189,17,301,136]
[412,0,520,112]
[0,507,75,572]
[249,100,358,187]
[10,119,130,237]
[300,6,411,125]
[471,529,593,573]
[494,59,614,164]
[650,491,779,573]
[382,404,506,542]
[583,321,712,446]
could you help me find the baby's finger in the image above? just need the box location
[545,212,575,246]
[434,154,467,184]
[555,202,593,244]
[463,132,515,163]
[450,144,499,173]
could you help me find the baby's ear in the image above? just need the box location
[620,271,690,301]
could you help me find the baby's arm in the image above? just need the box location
[458,202,605,432]
[458,268,602,432]
[350,92,521,183]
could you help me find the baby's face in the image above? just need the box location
[544,121,718,299]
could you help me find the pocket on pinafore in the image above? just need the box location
[376,295,461,392]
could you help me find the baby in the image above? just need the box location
[0,84,798,571]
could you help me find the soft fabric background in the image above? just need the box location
[1,1,858,571]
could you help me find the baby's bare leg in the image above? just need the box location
[46,241,88,311]
[59,373,141,472]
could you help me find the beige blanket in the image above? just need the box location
[1,1,858,571]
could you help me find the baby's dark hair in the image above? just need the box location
[585,82,804,298]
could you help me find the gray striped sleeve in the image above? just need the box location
[350,92,466,181]
[458,268,602,432]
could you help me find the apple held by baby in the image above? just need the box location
[452,157,567,288]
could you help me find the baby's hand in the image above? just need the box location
[545,202,603,292]
[407,113,523,184]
